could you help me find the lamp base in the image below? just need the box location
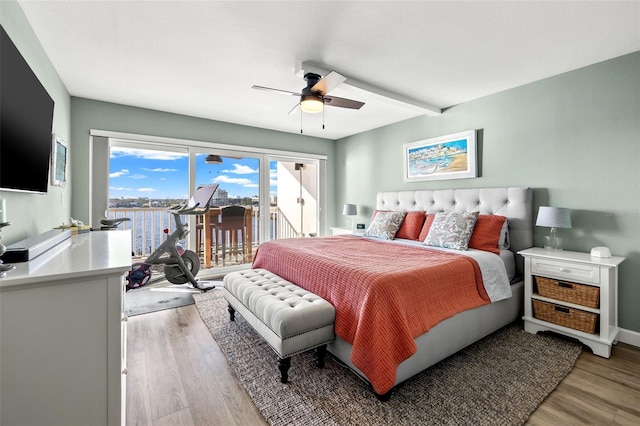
[544,234,563,250]
[346,218,355,232]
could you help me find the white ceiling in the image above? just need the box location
[17,0,640,140]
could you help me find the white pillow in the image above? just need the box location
[363,211,406,240]
[499,219,510,250]
[424,211,479,250]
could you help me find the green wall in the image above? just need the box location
[336,52,640,332]
[70,98,337,229]
[0,0,72,244]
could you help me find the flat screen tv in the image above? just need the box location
[1,25,55,194]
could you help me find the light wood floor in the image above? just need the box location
[127,305,640,426]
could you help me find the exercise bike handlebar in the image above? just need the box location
[167,183,219,216]
[167,202,211,216]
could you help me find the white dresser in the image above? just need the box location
[0,230,131,426]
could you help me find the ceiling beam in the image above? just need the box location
[296,61,441,116]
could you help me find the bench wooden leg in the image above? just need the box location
[278,356,291,383]
[315,344,327,368]
[227,304,235,321]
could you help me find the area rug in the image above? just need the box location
[194,290,583,426]
[125,279,222,316]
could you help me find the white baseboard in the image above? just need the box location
[618,327,640,348]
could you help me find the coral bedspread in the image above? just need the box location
[252,236,491,394]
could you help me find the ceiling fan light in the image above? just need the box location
[300,95,324,113]
[205,154,223,164]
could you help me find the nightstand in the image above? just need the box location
[518,247,625,358]
[330,227,353,236]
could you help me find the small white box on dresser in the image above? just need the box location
[518,247,625,358]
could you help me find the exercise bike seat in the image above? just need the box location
[100,217,131,229]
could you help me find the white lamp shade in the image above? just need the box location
[342,203,357,216]
[300,95,324,113]
[536,206,572,229]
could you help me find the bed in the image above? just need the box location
[252,187,532,399]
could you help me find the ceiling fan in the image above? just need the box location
[252,71,365,115]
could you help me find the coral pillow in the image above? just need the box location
[395,211,427,240]
[370,210,426,240]
[468,214,507,254]
[418,214,436,242]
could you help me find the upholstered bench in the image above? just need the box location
[223,268,336,383]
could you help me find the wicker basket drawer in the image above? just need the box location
[532,300,598,334]
[535,276,600,308]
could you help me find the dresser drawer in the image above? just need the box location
[531,258,600,284]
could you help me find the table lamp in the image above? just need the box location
[343,203,357,230]
[536,206,572,250]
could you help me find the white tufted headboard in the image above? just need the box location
[376,187,533,278]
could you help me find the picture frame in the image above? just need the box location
[51,134,68,187]
[403,130,477,182]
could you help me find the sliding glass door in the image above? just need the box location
[96,131,326,277]
[193,149,260,270]
[268,158,319,239]
[107,142,189,258]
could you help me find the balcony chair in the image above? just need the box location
[213,205,247,266]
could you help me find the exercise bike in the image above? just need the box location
[101,184,219,292]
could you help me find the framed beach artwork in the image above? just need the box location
[51,134,68,187]
[403,130,477,182]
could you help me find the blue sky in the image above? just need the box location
[109,147,275,199]
[408,138,469,156]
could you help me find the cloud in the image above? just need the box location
[110,169,129,178]
[130,174,146,180]
[108,187,157,194]
[142,167,178,172]
[222,164,258,175]
[110,147,187,161]
[213,175,254,185]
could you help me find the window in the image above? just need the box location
[91,130,326,274]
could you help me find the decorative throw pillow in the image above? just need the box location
[468,214,507,254]
[418,214,436,242]
[369,209,383,223]
[364,211,407,240]
[395,211,427,240]
[424,211,479,250]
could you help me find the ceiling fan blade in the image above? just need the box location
[288,103,301,115]
[310,71,346,95]
[324,95,365,110]
[252,85,301,97]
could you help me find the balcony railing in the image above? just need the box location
[105,206,298,267]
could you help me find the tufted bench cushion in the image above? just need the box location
[223,268,336,382]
